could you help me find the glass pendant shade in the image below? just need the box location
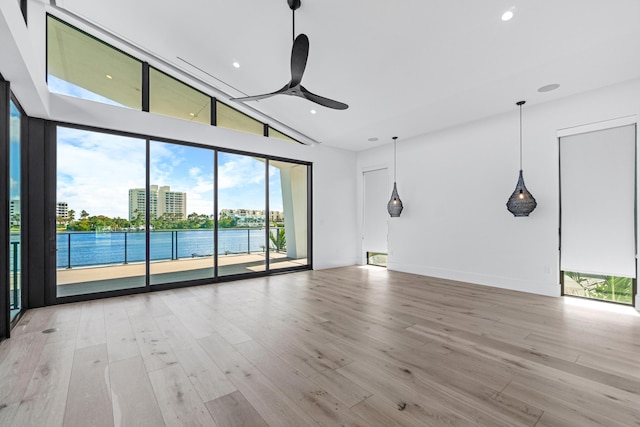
[387,136,403,217]
[387,182,403,217]
[507,101,537,217]
[507,170,537,216]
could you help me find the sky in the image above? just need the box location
[51,75,290,219]
[9,102,21,202]
[56,125,283,219]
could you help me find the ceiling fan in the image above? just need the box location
[230,0,348,110]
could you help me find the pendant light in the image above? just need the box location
[506,101,537,216]
[387,136,404,217]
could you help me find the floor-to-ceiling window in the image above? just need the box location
[52,123,311,301]
[150,141,215,285]
[56,126,146,297]
[9,100,22,321]
[217,152,267,276]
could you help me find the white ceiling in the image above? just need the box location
[52,0,640,151]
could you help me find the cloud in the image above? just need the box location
[150,142,214,215]
[57,127,146,218]
[56,129,288,219]
[9,107,20,139]
[218,154,265,190]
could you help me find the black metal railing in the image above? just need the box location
[10,241,19,310]
[57,228,281,269]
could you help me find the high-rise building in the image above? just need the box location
[129,185,186,221]
[10,200,20,226]
[56,202,68,219]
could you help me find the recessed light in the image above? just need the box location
[106,74,113,79]
[501,10,514,21]
[310,109,317,114]
[232,62,240,68]
[538,83,560,93]
[368,137,379,142]
[189,113,196,117]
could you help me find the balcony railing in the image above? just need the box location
[57,228,282,269]
[10,241,19,310]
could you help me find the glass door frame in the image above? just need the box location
[0,79,29,338]
[46,121,312,304]
[0,77,10,339]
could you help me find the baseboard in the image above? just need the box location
[388,262,561,297]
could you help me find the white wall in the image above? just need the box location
[0,0,359,271]
[358,79,640,303]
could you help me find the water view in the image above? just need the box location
[57,228,276,268]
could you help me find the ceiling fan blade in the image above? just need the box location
[231,84,289,102]
[300,86,349,110]
[290,34,309,87]
[230,93,278,102]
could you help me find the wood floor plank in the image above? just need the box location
[110,356,165,427]
[148,364,218,427]
[235,339,370,427]
[11,340,75,427]
[104,300,140,363]
[10,306,57,337]
[504,381,627,427]
[198,334,317,427]
[0,333,48,426]
[2,266,639,426]
[125,298,178,372]
[309,366,372,408]
[173,344,237,403]
[153,313,200,352]
[63,344,113,427]
[75,301,106,350]
[205,391,268,427]
[351,394,432,427]
[338,360,481,426]
[159,292,216,339]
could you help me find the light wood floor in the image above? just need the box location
[1,266,639,426]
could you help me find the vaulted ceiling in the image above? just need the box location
[51,0,640,150]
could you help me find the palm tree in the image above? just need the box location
[270,228,286,252]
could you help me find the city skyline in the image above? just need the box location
[57,127,284,219]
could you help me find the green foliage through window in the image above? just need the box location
[563,271,633,304]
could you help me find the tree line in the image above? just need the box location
[58,210,241,231]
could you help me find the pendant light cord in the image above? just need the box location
[519,103,523,170]
[292,8,295,42]
[393,136,398,182]
[516,101,526,170]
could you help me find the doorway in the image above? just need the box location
[363,168,388,266]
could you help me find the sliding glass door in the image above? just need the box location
[53,124,311,300]
[268,160,309,270]
[150,141,215,285]
[56,126,146,297]
[9,100,22,321]
[217,152,266,276]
